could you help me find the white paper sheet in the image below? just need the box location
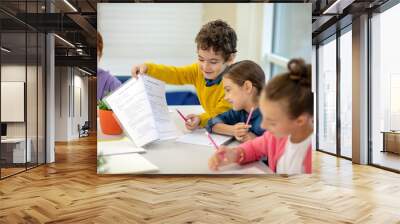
[97,137,145,156]
[105,75,179,147]
[144,78,179,140]
[98,153,159,174]
[176,129,233,147]
[214,164,266,174]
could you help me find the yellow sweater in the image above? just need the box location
[145,62,231,127]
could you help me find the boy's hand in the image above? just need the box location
[131,64,148,78]
[185,114,201,130]
[233,122,251,142]
[208,146,239,171]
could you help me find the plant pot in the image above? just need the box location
[99,109,123,135]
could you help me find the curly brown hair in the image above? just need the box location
[195,20,237,61]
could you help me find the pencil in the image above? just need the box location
[205,131,225,161]
[245,107,254,125]
[176,109,188,122]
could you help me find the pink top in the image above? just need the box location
[239,131,312,174]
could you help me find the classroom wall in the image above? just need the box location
[202,4,236,30]
[98,3,202,93]
[54,67,89,141]
[234,4,264,65]
[99,3,266,73]
[98,3,267,94]
[201,3,264,65]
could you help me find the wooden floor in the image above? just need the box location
[373,150,400,171]
[1,167,26,177]
[0,135,400,223]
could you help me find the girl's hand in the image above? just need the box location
[241,132,257,142]
[131,64,148,78]
[185,114,201,130]
[208,146,240,171]
[233,122,251,142]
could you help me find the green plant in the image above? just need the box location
[98,99,111,111]
[98,91,112,110]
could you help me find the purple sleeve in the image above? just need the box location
[108,75,122,92]
[97,69,122,101]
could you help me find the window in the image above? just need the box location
[339,28,352,158]
[262,4,311,78]
[370,3,400,171]
[317,36,337,155]
[0,1,47,179]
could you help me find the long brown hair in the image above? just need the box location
[224,60,265,101]
[97,32,103,58]
[264,58,313,119]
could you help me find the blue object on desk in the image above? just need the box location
[116,76,200,105]
[166,92,200,105]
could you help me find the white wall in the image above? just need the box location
[98,3,269,93]
[98,3,202,76]
[54,67,89,141]
[234,4,264,64]
[55,67,69,141]
[1,65,28,137]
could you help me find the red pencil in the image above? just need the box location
[176,109,188,122]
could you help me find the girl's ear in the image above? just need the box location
[294,113,311,127]
[243,80,253,93]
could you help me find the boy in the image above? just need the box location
[131,20,236,130]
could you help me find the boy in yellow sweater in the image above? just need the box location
[131,20,236,130]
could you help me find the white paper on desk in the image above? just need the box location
[99,153,159,174]
[214,164,266,174]
[176,129,233,147]
[97,138,145,156]
[105,75,179,147]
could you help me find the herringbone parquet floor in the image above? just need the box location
[0,135,400,223]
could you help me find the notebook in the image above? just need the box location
[104,75,179,147]
[98,153,159,174]
[97,137,146,156]
[176,129,233,147]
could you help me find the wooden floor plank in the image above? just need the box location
[0,135,399,223]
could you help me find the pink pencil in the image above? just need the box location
[176,109,188,122]
[206,131,225,160]
[245,107,254,125]
[206,131,219,149]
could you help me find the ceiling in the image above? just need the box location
[311,0,391,44]
[0,0,395,72]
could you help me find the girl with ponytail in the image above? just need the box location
[208,59,314,174]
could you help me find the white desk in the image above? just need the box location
[98,106,270,174]
[1,138,31,163]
